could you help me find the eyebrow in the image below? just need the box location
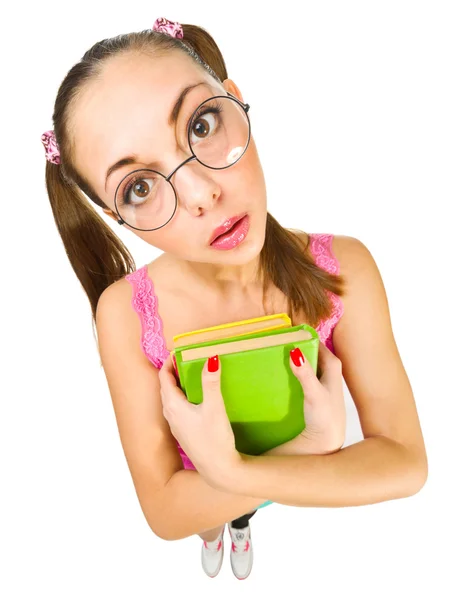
[104,81,209,191]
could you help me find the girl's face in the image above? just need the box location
[71,51,268,266]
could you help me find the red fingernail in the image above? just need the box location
[290,347,304,367]
[208,355,219,372]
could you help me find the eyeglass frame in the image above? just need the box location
[113,93,251,232]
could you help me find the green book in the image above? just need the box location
[172,315,319,455]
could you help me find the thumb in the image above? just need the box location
[202,354,223,401]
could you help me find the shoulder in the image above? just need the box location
[96,252,172,327]
[95,273,140,339]
[331,234,376,283]
[96,260,173,367]
[330,234,392,344]
[97,254,170,308]
[295,231,384,311]
[291,230,371,281]
[325,233,384,302]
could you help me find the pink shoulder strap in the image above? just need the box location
[125,266,194,469]
[309,234,344,354]
[125,234,344,365]
[125,265,171,369]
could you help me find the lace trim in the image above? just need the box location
[125,266,203,470]
[309,234,344,354]
[125,265,171,370]
[125,234,344,365]
[126,234,344,470]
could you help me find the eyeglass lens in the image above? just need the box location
[114,96,250,231]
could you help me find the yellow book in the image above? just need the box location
[171,312,292,351]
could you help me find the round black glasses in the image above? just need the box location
[113,94,251,232]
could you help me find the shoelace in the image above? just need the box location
[203,529,223,552]
[230,527,250,553]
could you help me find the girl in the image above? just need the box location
[42,17,427,580]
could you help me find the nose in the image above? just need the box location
[170,158,222,216]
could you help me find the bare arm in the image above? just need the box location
[96,281,324,542]
[214,435,426,506]
[160,433,325,538]
[207,236,429,506]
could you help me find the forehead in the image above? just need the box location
[71,51,218,196]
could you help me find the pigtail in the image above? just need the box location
[45,162,135,335]
[257,214,345,326]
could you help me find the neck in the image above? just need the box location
[181,252,263,296]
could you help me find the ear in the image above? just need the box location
[222,78,244,104]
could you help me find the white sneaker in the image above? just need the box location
[228,523,253,580]
[201,526,225,578]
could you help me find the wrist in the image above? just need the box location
[204,451,245,492]
[299,431,344,455]
[262,433,335,456]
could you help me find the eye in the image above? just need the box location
[189,103,223,145]
[190,112,217,142]
[124,177,155,206]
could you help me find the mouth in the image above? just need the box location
[209,213,248,245]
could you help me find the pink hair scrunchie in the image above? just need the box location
[152,17,184,39]
[41,130,61,165]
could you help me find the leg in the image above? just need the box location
[198,523,225,543]
[228,511,256,580]
[200,523,226,578]
[198,508,258,540]
[230,510,257,529]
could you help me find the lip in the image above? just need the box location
[209,212,248,245]
[210,214,250,250]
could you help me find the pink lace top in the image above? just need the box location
[125,233,344,470]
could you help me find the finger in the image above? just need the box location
[159,355,191,408]
[289,347,320,391]
[159,354,180,388]
[202,354,223,402]
[161,389,192,424]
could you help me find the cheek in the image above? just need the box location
[136,222,186,252]
[241,137,260,170]
[129,139,266,249]
[238,139,265,189]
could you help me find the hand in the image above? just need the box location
[158,354,241,486]
[289,341,346,454]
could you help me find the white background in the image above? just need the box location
[1,0,461,598]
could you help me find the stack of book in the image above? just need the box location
[171,313,319,455]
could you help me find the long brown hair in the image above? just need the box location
[44,25,345,344]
